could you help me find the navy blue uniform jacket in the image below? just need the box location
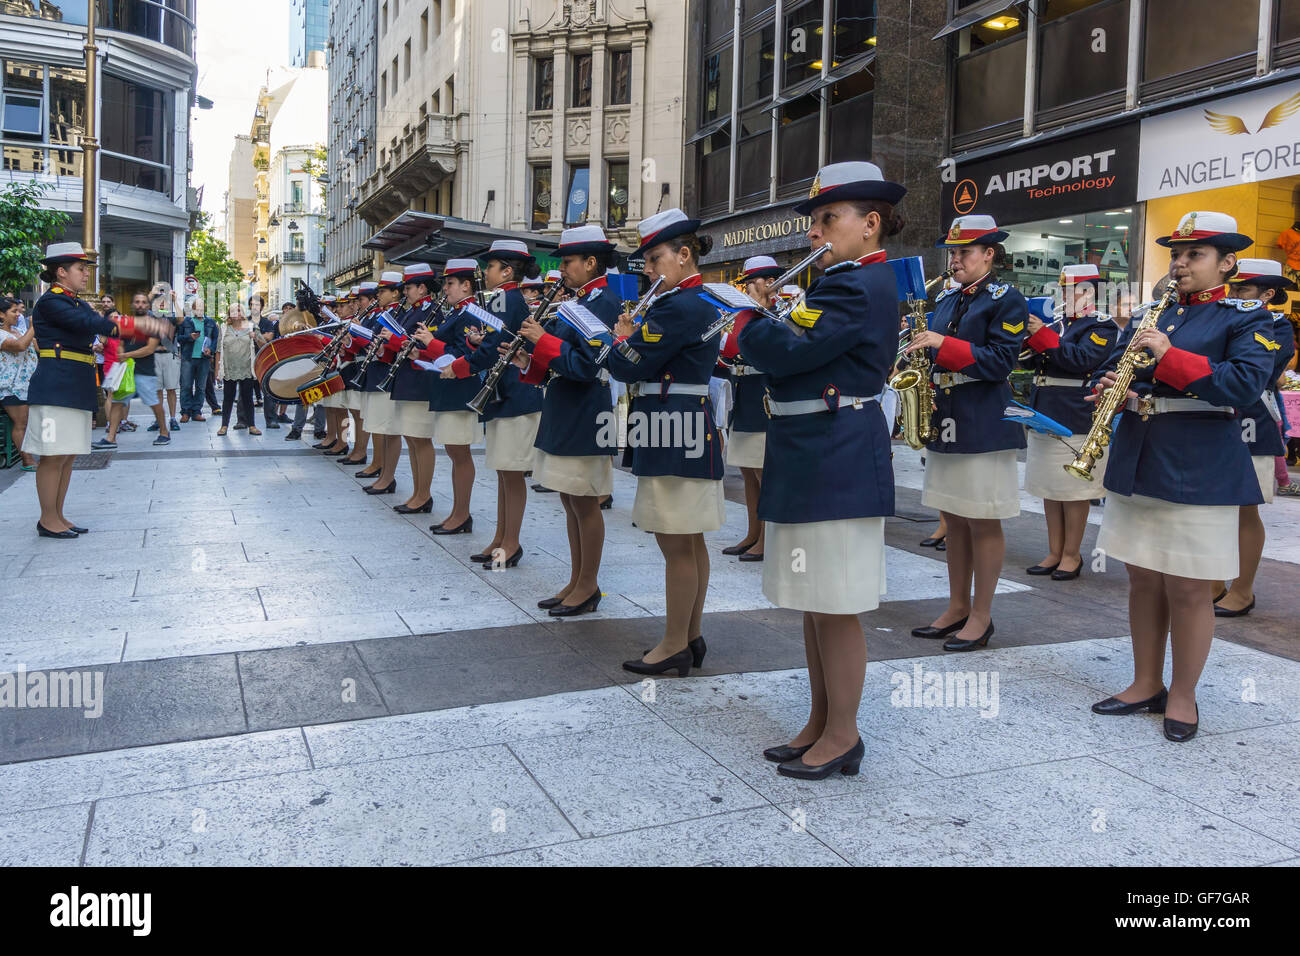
[421,300,486,413]
[926,274,1027,454]
[604,276,725,479]
[722,311,770,434]
[522,277,622,458]
[27,288,120,412]
[1235,311,1295,458]
[386,300,440,403]
[1024,310,1117,435]
[1098,293,1273,506]
[363,305,407,393]
[449,285,544,422]
[739,256,897,523]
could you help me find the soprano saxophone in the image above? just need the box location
[1064,281,1180,481]
[889,271,950,450]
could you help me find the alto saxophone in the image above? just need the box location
[889,271,950,450]
[1064,281,1180,481]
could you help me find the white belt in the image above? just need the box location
[931,371,981,387]
[1124,396,1234,416]
[764,395,878,417]
[1262,389,1282,423]
[1035,375,1087,388]
[731,363,762,377]
[628,381,711,399]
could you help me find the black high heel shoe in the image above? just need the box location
[394,500,433,514]
[1051,563,1082,581]
[1026,562,1060,575]
[911,617,967,639]
[1163,704,1198,742]
[548,589,601,617]
[763,743,811,763]
[37,522,78,539]
[69,525,88,534]
[777,737,865,780]
[1092,688,1167,716]
[942,621,993,652]
[364,480,397,495]
[538,595,564,609]
[324,444,349,457]
[919,535,945,548]
[600,495,612,511]
[355,467,381,479]
[622,647,693,677]
[480,547,523,569]
[722,540,756,556]
[339,456,367,466]
[470,546,498,562]
[643,636,706,668]
[431,516,472,535]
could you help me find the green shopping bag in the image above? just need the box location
[112,358,136,401]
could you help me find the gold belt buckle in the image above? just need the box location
[762,393,773,419]
[937,372,953,389]
[1138,396,1155,420]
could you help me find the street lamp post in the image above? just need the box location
[82,0,99,284]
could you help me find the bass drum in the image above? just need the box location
[254,333,329,405]
[297,372,345,405]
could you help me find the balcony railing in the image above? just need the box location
[281,202,306,215]
[283,251,306,263]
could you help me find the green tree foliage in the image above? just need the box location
[187,212,245,316]
[0,181,71,295]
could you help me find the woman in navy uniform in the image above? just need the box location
[377,263,441,513]
[905,214,1025,652]
[24,242,171,538]
[358,271,408,494]
[1212,258,1297,617]
[738,162,902,780]
[1090,211,1273,742]
[413,258,484,535]
[443,239,544,568]
[508,225,623,615]
[1021,264,1116,580]
[719,255,783,562]
[603,208,726,676]
[338,280,380,467]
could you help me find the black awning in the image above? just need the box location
[933,0,1027,41]
[685,115,731,146]
[363,213,560,265]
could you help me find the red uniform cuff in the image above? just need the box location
[451,356,472,379]
[115,315,136,338]
[935,335,974,371]
[381,336,404,358]
[1025,325,1060,352]
[1153,346,1213,392]
[520,332,563,385]
[417,339,446,360]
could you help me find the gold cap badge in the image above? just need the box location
[808,172,821,198]
[948,222,962,240]
[1177,213,1197,238]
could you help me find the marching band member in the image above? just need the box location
[24,242,171,537]
[358,271,407,494]
[738,162,902,779]
[378,263,441,513]
[1090,211,1273,742]
[521,274,545,308]
[314,293,349,457]
[1213,258,1297,616]
[906,214,1026,651]
[509,225,623,616]
[1021,264,1116,579]
[719,255,783,561]
[338,281,380,466]
[604,208,726,675]
[443,239,543,568]
[413,258,483,535]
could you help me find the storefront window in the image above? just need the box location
[530,164,552,230]
[834,0,877,63]
[739,24,775,108]
[783,1,823,89]
[1143,0,1258,84]
[999,208,1135,298]
[697,129,731,212]
[101,74,171,193]
[607,161,629,228]
[778,93,820,187]
[737,109,771,200]
[1038,0,1127,112]
[702,48,732,123]
[829,69,873,164]
[954,30,1026,136]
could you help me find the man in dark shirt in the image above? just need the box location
[92,315,170,448]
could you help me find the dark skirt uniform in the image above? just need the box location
[338,279,383,410]
[738,161,903,613]
[602,209,726,533]
[1095,211,1275,580]
[361,298,408,437]
[380,276,440,439]
[1227,259,1298,503]
[1022,264,1118,501]
[922,214,1026,520]
[723,255,783,469]
[417,260,488,447]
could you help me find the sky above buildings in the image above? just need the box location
[192,1,292,229]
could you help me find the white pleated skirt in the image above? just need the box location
[434,409,484,447]
[922,449,1020,519]
[632,475,725,534]
[1096,491,1239,579]
[1253,455,1275,504]
[762,517,887,615]
[391,400,435,438]
[340,390,363,411]
[725,429,766,469]
[23,404,91,456]
[485,413,540,471]
[1024,429,1103,501]
[317,391,343,409]
[361,392,399,435]
[534,449,613,497]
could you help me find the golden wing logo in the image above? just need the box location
[789,303,822,328]
[1204,90,1300,135]
[1254,332,1280,350]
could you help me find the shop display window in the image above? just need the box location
[998,208,1135,301]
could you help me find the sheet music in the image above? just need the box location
[699,283,762,313]
[412,354,456,372]
[462,302,504,331]
[557,301,612,340]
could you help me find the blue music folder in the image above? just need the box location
[1026,296,1056,322]
[1003,400,1072,437]
[888,256,927,302]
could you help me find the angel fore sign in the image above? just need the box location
[941,124,1139,225]
[1138,79,1300,200]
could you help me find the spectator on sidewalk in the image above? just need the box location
[0,295,38,470]
[149,288,183,432]
[254,296,288,426]
[216,302,262,436]
[94,318,171,449]
[179,300,219,422]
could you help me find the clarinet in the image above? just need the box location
[349,305,401,387]
[467,281,567,414]
[604,276,665,366]
[378,293,449,393]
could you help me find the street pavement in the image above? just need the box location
[1,402,1297,866]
